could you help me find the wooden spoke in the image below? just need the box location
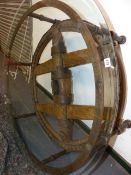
[34,59,55,76]
[63,48,92,68]
[36,103,65,119]
[67,105,112,120]
[67,105,96,120]
[34,48,92,76]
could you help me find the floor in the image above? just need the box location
[0,52,130,175]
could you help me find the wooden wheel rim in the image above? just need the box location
[32,19,102,150]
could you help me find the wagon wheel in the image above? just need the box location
[7,0,120,174]
[31,17,119,173]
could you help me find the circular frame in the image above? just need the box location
[31,18,118,174]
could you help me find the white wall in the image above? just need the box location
[32,0,131,164]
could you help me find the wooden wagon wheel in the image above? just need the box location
[31,19,119,175]
[32,17,119,149]
[32,17,118,174]
[7,0,125,174]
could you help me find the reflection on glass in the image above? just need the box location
[71,64,95,105]
[62,32,87,52]
[59,0,105,26]
[62,32,95,105]
[63,31,95,128]
[36,41,52,93]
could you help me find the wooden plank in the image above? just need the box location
[34,48,92,76]
[67,105,113,120]
[67,105,96,120]
[36,103,65,119]
[63,49,92,68]
[34,59,55,75]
